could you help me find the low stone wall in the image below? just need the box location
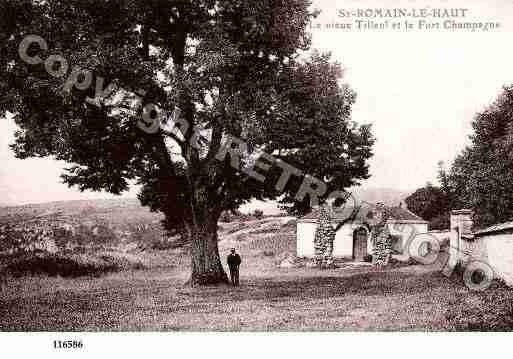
[482,232,513,286]
[460,236,488,266]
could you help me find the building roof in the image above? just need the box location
[300,202,428,223]
[474,221,513,236]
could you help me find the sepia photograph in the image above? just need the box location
[1,0,513,355]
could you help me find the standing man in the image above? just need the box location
[227,248,242,286]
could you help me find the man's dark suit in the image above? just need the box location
[227,253,242,286]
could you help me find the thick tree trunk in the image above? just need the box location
[187,215,229,286]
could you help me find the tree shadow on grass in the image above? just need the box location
[0,266,463,330]
[192,269,454,304]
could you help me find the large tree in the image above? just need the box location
[0,0,374,285]
[405,182,451,230]
[408,86,513,229]
[405,162,452,230]
[446,86,513,228]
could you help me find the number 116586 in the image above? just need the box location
[53,340,83,349]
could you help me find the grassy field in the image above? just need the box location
[1,249,512,331]
[1,201,512,331]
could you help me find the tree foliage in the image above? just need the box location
[0,0,374,284]
[407,86,513,230]
[405,182,451,230]
[446,86,513,228]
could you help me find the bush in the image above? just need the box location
[388,256,418,267]
[99,254,145,271]
[149,236,180,250]
[220,210,257,222]
[219,211,233,223]
[2,252,144,278]
[429,213,451,231]
[282,219,296,227]
[253,209,264,220]
[3,253,118,277]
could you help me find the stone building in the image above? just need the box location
[297,201,513,286]
[473,222,513,286]
[296,202,428,261]
[446,210,513,286]
[422,208,513,287]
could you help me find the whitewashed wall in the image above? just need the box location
[484,233,513,286]
[296,221,316,257]
[388,221,429,254]
[297,220,357,258]
[426,230,452,243]
[297,220,430,258]
[333,224,354,257]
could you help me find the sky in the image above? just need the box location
[1,0,513,206]
[311,0,513,189]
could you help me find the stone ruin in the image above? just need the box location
[313,204,336,268]
[312,202,393,268]
[370,203,392,266]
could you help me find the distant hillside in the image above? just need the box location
[239,188,413,215]
[351,187,412,207]
[0,195,297,278]
[0,198,166,255]
[0,186,414,221]
[0,198,295,256]
[0,189,413,277]
[0,198,159,222]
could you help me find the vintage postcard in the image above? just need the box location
[1,0,512,356]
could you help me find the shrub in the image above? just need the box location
[146,235,180,250]
[219,209,257,222]
[253,209,264,220]
[236,213,252,222]
[3,253,118,277]
[99,254,145,271]
[235,234,247,241]
[2,252,144,278]
[388,256,418,267]
[219,211,233,223]
[282,219,296,227]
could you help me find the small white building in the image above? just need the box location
[296,203,429,260]
[474,222,513,286]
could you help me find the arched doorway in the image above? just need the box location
[353,227,368,261]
